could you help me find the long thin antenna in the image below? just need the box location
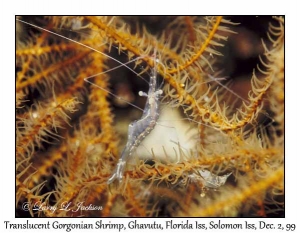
[16,19,149,83]
[207,74,249,103]
[17,18,152,111]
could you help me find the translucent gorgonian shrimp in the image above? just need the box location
[107,58,163,184]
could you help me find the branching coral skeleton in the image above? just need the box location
[16,16,284,217]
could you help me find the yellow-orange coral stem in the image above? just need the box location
[167,16,223,74]
[193,167,283,216]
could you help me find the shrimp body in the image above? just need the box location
[107,64,163,184]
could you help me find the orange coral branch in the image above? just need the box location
[85,52,119,160]
[16,50,91,92]
[167,16,223,74]
[16,21,53,86]
[28,145,66,188]
[102,193,118,217]
[16,98,79,158]
[124,183,147,216]
[192,167,283,216]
